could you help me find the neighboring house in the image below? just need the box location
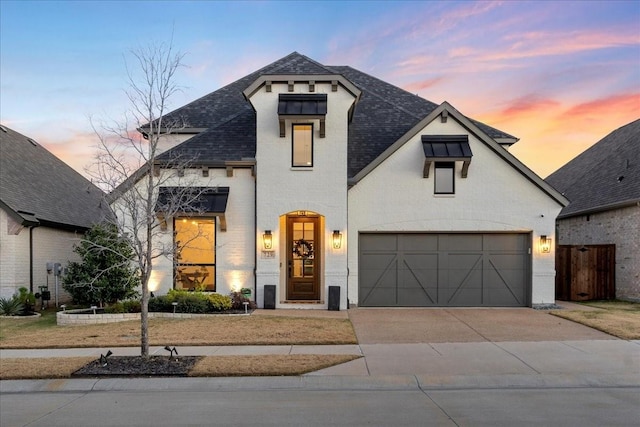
[546,119,640,301]
[116,52,567,309]
[0,125,110,301]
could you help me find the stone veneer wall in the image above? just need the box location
[557,204,640,301]
[56,310,250,325]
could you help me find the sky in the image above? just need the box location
[1,0,639,179]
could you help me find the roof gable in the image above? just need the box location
[155,52,518,179]
[0,125,110,229]
[546,119,640,218]
[348,102,567,206]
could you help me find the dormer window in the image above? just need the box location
[292,124,313,167]
[278,94,327,138]
[422,135,472,181]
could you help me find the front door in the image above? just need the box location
[287,216,320,300]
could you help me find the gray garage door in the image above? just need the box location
[359,233,530,307]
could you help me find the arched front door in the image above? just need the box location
[287,215,320,300]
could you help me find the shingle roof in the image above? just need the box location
[0,125,110,229]
[546,119,640,218]
[158,52,517,178]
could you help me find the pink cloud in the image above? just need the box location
[404,77,446,94]
[481,29,640,61]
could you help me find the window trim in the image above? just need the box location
[434,161,455,195]
[291,123,314,168]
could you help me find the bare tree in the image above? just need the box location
[88,40,206,357]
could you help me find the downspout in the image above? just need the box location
[253,165,257,301]
[29,226,35,293]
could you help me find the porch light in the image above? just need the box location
[332,230,342,249]
[263,230,273,250]
[539,235,551,253]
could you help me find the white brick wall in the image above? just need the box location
[250,82,355,309]
[115,166,256,297]
[348,115,563,306]
[0,207,80,302]
[557,205,640,301]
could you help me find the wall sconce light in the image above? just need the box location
[332,230,342,249]
[263,230,273,250]
[539,235,551,253]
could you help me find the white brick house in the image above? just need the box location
[0,125,109,300]
[116,52,567,309]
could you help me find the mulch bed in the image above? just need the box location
[72,356,202,377]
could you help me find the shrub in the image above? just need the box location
[0,296,23,316]
[207,293,232,312]
[148,295,172,312]
[165,289,210,313]
[230,291,257,310]
[63,223,140,306]
[175,293,209,313]
[104,299,141,313]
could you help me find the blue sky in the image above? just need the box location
[1,0,639,178]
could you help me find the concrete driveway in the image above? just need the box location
[347,306,616,344]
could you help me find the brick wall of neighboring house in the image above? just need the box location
[0,208,30,298]
[557,204,640,301]
[0,207,81,302]
[32,226,82,304]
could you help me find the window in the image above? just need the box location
[434,162,455,194]
[174,217,216,291]
[292,124,313,167]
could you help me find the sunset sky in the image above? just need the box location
[1,0,639,179]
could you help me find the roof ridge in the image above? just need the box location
[266,51,339,75]
[331,65,435,121]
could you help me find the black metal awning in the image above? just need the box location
[421,135,473,178]
[278,94,327,137]
[156,187,229,230]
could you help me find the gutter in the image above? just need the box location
[558,199,640,220]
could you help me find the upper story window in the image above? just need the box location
[292,124,313,167]
[434,162,455,194]
[422,135,472,195]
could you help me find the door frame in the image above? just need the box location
[286,214,321,300]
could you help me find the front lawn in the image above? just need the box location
[0,355,361,380]
[551,300,640,339]
[0,310,357,349]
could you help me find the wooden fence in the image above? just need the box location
[556,244,615,301]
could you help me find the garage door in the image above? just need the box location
[359,233,530,307]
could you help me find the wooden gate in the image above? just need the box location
[556,245,615,301]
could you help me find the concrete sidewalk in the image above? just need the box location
[2,340,639,390]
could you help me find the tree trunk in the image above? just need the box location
[140,272,150,357]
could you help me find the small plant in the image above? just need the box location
[230,291,257,311]
[207,293,233,312]
[0,296,24,316]
[17,287,36,314]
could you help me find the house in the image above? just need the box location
[0,125,110,301]
[546,119,640,301]
[118,52,567,309]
